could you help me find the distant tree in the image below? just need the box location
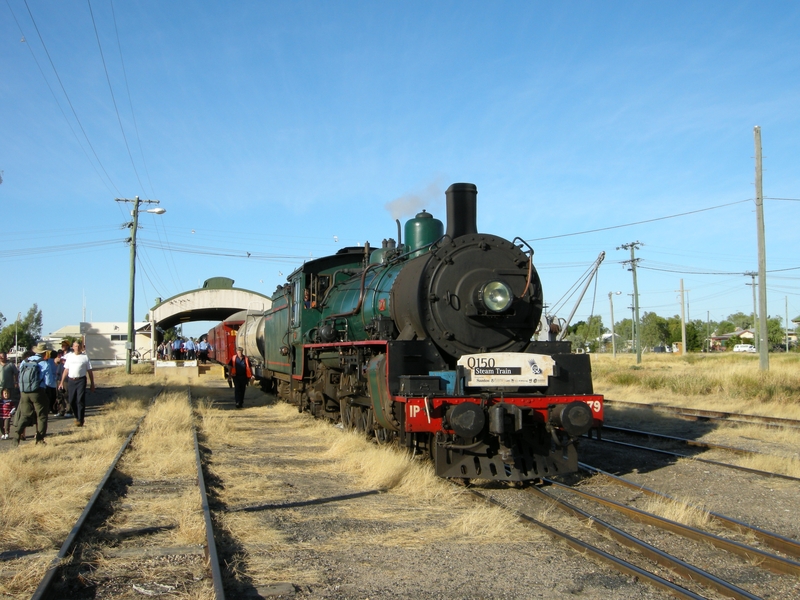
[716,320,736,335]
[614,318,634,351]
[685,321,702,351]
[767,316,785,348]
[665,315,681,346]
[664,316,703,351]
[727,312,753,330]
[162,327,178,343]
[566,316,604,352]
[640,312,669,349]
[0,304,43,352]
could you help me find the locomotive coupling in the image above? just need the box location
[548,401,593,437]
[488,403,525,435]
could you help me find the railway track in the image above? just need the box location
[468,479,800,599]
[29,388,225,600]
[465,486,707,600]
[603,399,800,429]
[585,434,800,482]
[600,424,761,455]
[579,462,800,561]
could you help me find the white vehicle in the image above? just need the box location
[733,344,757,353]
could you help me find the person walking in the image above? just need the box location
[184,338,196,360]
[171,337,182,360]
[58,341,95,427]
[15,350,48,445]
[0,388,14,440]
[228,347,252,409]
[37,346,58,414]
[197,339,209,364]
[0,352,18,398]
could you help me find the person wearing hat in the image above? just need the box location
[14,348,49,445]
[58,341,94,427]
[228,347,252,409]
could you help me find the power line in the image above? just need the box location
[110,0,155,198]
[137,239,306,262]
[21,0,121,195]
[639,264,800,276]
[4,0,116,195]
[526,199,751,242]
[0,239,120,259]
[87,0,146,193]
[108,0,186,293]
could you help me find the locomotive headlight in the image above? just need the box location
[479,281,513,313]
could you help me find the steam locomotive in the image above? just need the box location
[213,183,603,482]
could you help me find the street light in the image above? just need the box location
[117,196,165,374]
[608,292,622,358]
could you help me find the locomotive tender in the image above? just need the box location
[229,183,603,481]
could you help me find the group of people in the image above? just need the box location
[156,337,210,363]
[0,340,94,445]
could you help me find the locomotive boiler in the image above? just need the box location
[233,183,603,482]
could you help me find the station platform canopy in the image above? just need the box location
[148,277,273,332]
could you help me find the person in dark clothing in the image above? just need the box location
[228,347,252,409]
[16,350,48,445]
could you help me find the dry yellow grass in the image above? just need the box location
[731,453,800,479]
[0,397,147,551]
[123,391,197,480]
[112,391,205,547]
[196,399,543,588]
[640,494,712,529]
[0,396,148,597]
[592,353,800,419]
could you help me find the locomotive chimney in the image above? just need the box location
[445,183,478,239]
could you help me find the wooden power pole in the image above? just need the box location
[754,126,769,371]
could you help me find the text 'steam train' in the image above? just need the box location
[208,183,603,481]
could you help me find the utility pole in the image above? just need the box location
[745,272,757,350]
[116,197,166,374]
[786,296,790,353]
[706,311,710,352]
[754,126,769,370]
[678,279,687,355]
[629,297,635,352]
[608,291,621,358]
[14,312,21,366]
[619,242,643,363]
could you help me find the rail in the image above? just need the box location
[464,486,707,600]
[602,399,800,429]
[579,462,800,560]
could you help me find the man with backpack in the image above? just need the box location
[14,349,48,445]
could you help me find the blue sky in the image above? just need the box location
[2,1,799,340]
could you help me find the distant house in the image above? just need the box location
[709,327,753,351]
[46,322,151,366]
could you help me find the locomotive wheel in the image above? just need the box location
[374,427,393,445]
[354,406,369,433]
[341,400,355,430]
